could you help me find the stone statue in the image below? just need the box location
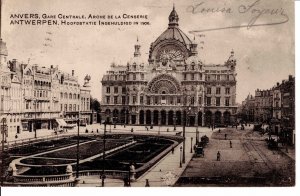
[130,164,136,181]
[8,160,17,176]
[66,164,73,174]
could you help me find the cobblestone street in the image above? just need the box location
[177,126,295,186]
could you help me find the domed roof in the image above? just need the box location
[0,39,8,56]
[152,27,193,48]
[151,7,193,49]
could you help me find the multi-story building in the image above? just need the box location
[241,94,255,122]
[101,7,238,126]
[239,75,295,144]
[254,89,273,123]
[0,38,92,137]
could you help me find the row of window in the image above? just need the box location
[34,90,49,98]
[207,87,231,94]
[105,95,231,106]
[206,97,230,106]
[205,74,231,81]
[183,73,202,81]
[60,92,80,99]
[106,86,127,94]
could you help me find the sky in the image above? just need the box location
[1,0,294,103]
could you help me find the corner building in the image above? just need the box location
[101,8,238,126]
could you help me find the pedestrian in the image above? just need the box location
[172,147,174,154]
[15,134,18,139]
[97,129,99,133]
[225,134,227,140]
[131,128,134,132]
[230,140,232,148]
[167,128,169,132]
[218,129,221,133]
[217,151,221,161]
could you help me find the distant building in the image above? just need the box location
[254,89,273,123]
[101,7,238,126]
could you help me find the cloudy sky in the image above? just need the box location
[1,0,294,103]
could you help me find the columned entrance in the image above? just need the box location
[153,110,159,125]
[198,112,202,126]
[139,110,145,125]
[161,110,166,125]
[176,111,181,125]
[224,111,231,125]
[146,110,151,125]
[188,116,195,126]
[168,111,174,125]
[205,111,212,126]
[131,115,136,125]
[215,111,222,125]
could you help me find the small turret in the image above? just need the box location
[225,49,236,70]
[134,37,141,57]
[190,36,198,56]
[168,4,179,27]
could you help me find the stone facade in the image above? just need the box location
[101,8,238,127]
[0,38,92,137]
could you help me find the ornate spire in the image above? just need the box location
[168,5,179,27]
[134,37,141,57]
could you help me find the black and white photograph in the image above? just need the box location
[0,0,296,189]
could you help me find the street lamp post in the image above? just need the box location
[34,99,37,139]
[179,146,182,168]
[1,118,7,186]
[190,137,193,153]
[101,121,107,187]
[173,116,176,131]
[76,118,80,180]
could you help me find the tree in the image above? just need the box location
[90,97,101,112]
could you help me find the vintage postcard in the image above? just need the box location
[0,0,295,188]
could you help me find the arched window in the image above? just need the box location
[69,93,72,99]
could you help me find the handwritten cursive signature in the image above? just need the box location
[186,0,289,33]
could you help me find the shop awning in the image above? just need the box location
[56,119,67,127]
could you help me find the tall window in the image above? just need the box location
[184,74,187,80]
[177,97,181,104]
[106,96,110,104]
[217,75,220,81]
[64,104,67,111]
[69,104,72,111]
[133,74,136,80]
[207,87,211,94]
[140,96,144,104]
[114,87,118,93]
[122,87,126,94]
[191,97,195,105]
[225,88,230,94]
[114,96,118,104]
[198,97,202,105]
[147,97,151,105]
[106,87,110,93]
[206,97,211,106]
[216,87,221,94]
[141,74,144,80]
[73,104,76,111]
[191,74,194,80]
[132,96,136,104]
[155,97,158,104]
[225,98,230,106]
[122,96,126,104]
[216,97,220,106]
[115,75,118,80]
[227,75,230,81]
